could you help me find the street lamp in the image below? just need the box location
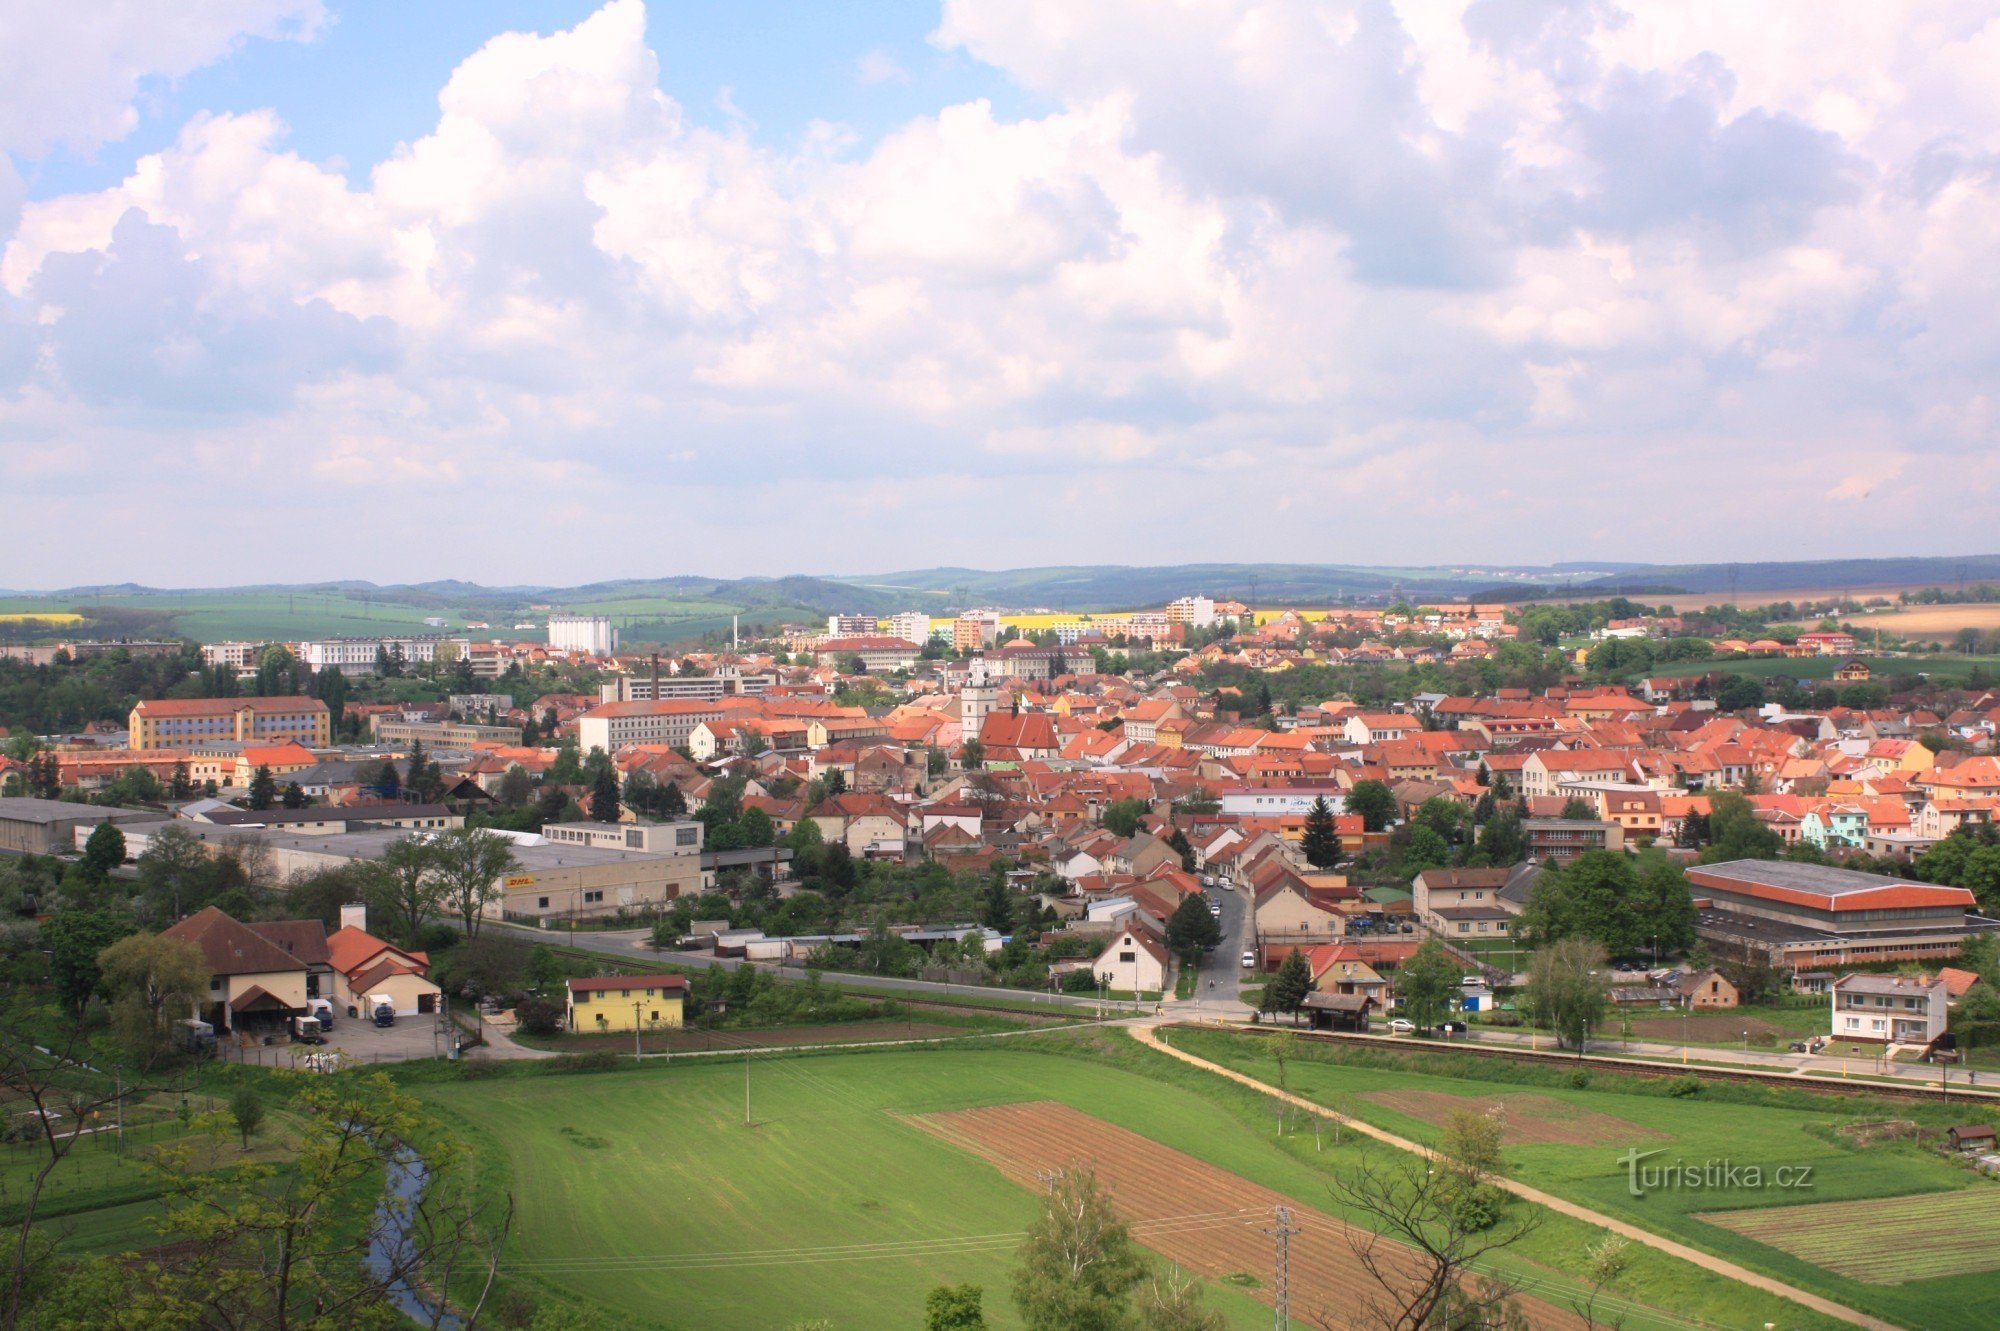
[633,1001,643,1060]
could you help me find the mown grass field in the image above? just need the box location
[1637,653,2000,683]
[409,1035,1843,1331]
[1176,1027,2000,1330]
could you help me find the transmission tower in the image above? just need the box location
[1266,1206,1297,1331]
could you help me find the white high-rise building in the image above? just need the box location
[886,612,932,645]
[826,613,878,637]
[548,614,618,657]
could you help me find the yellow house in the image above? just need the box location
[566,974,688,1032]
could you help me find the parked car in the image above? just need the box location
[1387,1018,1416,1034]
[1241,951,1257,968]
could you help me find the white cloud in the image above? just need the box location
[3,0,2000,585]
[855,50,911,86]
[0,1,323,159]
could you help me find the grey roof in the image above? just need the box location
[0,796,152,824]
[1691,858,1926,897]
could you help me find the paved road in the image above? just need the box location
[487,921,1153,1015]
[1132,1023,1897,1331]
[1468,1023,1989,1090]
[1179,879,1255,1021]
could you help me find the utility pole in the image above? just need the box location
[633,1002,643,1061]
[744,1047,753,1127]
[1266,1205,1297,1331]
[1034,1168,1060,1195]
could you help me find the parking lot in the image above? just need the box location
[220,1007,455,1068]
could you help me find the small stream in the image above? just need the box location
[368,1148,462,1329]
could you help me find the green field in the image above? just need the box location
[409,1034,1843,1331]
[1177,1027,2000,1330]
[1636,654,2000,684]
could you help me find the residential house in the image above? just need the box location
[1091,917,1171,995]
[1831,973,1947,1045]
[566,974,689,1032]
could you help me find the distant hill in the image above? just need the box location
[5,554,1997,645]
[1579,556,2000,595]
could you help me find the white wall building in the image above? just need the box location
[298,636,462,676]
[548,614,619,657]
[886,612,933,644]
[1219,786,1348,817]
[826,614,878,637]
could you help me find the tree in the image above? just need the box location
[1268,949,1313,1023]
[430,827,518,939]
[1475,808,1526,865]
[1519,851,1639,952]
[1301,796,1341,869]
[1558,797,1596,822]
[1324,1137,1539,1331]
[364,836,444,945]
[371,757,403,800]
[1698,792,1783,863]
[168,759,193,800]
[1102,797,1150,838]
[981,877,1014,931]
[1395,938,1460,1033]
[79,821,126,881]
[1571,1235,1634,1331]
[925,1283,988,1331]
[659,779,688,817]
[737,806,777,848]
[1400,825,1451,874]
[1135,1270,1225,1331]
[135,823,212,922]
[589,763,622,823]
[1525,937,1609,1051]
[1345,779,1397,832]
[127,1072,508,1330]
[1164,893,1222,966]
[280,780,307,809]
[229,1084,265,1151]
[1012,1167,1146,1331]
[247,764,277,811]
[1166,827,1195,873]
[961,739,985,770]
[41,911,131,1018]
[97,933,208,1065]
[496,764,534,809]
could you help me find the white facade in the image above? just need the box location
[1166,596,1216,628]
[886,612,933,644]
[201,641,264,672]
[298,636,459,676]
[548,614,618,657]
[1219,787,1347,817]
[576,701,727,755]
[827,614,877,637]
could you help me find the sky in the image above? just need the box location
[3,1,1999,590]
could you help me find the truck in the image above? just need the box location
[290,1015,326,1045]
[369,996,397,1027]
[176,1018,216,1054]
[306,998,336,1029]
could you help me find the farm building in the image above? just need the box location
[325,906,440,1017]
[1302,991,1374,1032]
[0,796,154,855]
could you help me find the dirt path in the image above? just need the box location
[911,1100,1585,1331]
[1130,1023,1897,1331]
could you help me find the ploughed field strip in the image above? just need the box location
[1358,1090,1667,1148]
[1697,1189,2000,1285]
[909,1100,1586,1330]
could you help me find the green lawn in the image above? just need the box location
[1176,1028,2000,1331]
[1635,654,2000,683]
[411,1034,1843,1331]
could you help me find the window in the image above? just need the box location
[677,827,698,847]
[538,896,549,908]
[584,890,604,905]
[1119,951,1135,963]
[210,978,222,992]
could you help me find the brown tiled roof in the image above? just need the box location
[164,906,304,976]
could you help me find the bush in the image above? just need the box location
[1568,1069,1592,1090]
[515,994,564,1036]
[457,1059,503,1080]
[1666,1074,1705,1098]
[1480,1010,1522,1027]
[548,1052,621,1075]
